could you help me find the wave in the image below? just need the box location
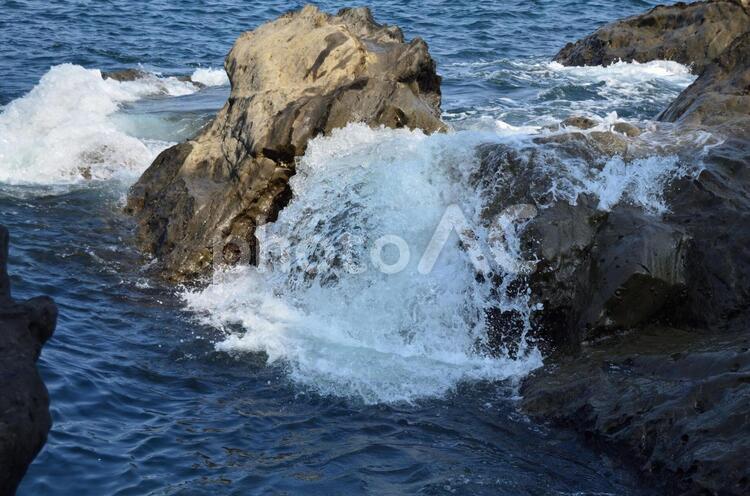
[0,64,209,186]
[190,67,229,87]
[442,58,696,127]
[183,124,545,404]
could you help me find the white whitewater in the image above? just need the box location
[183,124,544,403]
[0,64,227,185]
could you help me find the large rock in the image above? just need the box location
[0,226,56,495]
[521,326,750,496]
[659,32,750,127]
[554,0,750,74]
[127,5,445,280]
[476,128,692,349]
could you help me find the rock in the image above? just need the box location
[520,4,750,494]
[612,121,641,137]
[561,115,597,130]
[479,124,750,349]
[0,226,56,495]
[127,5,445,280]
[532,129,629,162]
[554,0,750,74]
[102,68,150,82]
[659,32,750,128]
[521,326,750,496]
[102,68,207,89]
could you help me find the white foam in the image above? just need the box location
[563,154,686,214]
[0,64,187,185]
[442,58,696,127]
[546,59,693,82]
[190,67,230,87]
[183,124,543,404]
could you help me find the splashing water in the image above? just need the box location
[190,67,230,87]
[0,64,212,185]
[183,124,544,403]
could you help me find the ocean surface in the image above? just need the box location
[0,1,695,494]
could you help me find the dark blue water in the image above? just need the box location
[0,1,679,494]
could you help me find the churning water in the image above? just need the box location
[0,1,695,494]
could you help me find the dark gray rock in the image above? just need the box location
[0,226,56,495]
[101,68,149,82]
[127,5,445,280]
[521,326,750,496]
[554,0,750,74]
[476,137,695,349]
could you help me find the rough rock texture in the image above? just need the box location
[554,0,750,74]
[477,129,693,350]
[478,127,750,344]
[659,32,750,127]
[517,3,750,494]
[127,5,445,280]
[521,326,750,496]
[0,226,56,495]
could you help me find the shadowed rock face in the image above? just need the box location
[0,226,57,495]
[521,326,750,496]
[554,0,750,74]
[127,5,445,280]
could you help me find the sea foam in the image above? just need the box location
[190,67,230,87]
[0,64,203,185]
[183,124,544,404]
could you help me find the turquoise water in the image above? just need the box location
[0,1,687,494]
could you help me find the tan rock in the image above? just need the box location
[127,6,445,280]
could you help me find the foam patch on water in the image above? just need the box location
[0,64,194,185]
[190,67,230,87]
[183,124,543,404]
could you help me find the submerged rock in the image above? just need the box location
[127,5,444,280]
[554,0,750,74]
[102,68,207,89]
[0,226,56,495]
[101,68,150,82]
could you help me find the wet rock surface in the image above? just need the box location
[127,5,444,280]
[517,2,750,494]
[554,0,750,74]
[0,226,56,495]
[521,326,750,496]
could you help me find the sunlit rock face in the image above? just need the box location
[127,5,445,280]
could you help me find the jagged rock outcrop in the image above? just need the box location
[127,5,445,280]
[476,126,699,350]
[659,32,750,127]
[0,226,56,495]
[518,3,750,494]
[554,0,750,74]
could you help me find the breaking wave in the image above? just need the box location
[0,64,209,185]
